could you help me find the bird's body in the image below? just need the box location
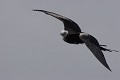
[63,33,84,44]
[33,9,118,71]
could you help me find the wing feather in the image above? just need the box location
[33,10,81,34]
[80,33,111,71]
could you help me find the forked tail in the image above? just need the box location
[100,45,119,52]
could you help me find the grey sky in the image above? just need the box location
[0,0,120,80]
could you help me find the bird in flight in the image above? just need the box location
[33,10,118,71]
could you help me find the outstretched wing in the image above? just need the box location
[80,33,111,71]
[33,10,81,34]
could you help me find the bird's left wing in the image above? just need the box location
[80,33,111,71]
[33,10,81,34]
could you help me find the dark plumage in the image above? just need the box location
[33,9,118,71]
[63,33,84,44]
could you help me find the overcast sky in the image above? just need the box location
[0,0,120,80]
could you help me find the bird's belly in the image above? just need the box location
[63,34,84,44]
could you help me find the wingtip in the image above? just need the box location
[108,67,112,72]
[32,9,40,11]
[104,61,112,72]
[104,63,112,72]
[104,64,112,72]
[32,9,45,12]
[32,9,35,11]
[110,69,112,72]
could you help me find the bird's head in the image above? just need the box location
[60,30,68,37]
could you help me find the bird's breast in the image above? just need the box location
[63,34,84,44]
[79,32,90,41]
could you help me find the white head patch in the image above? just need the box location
[60,30,68,37]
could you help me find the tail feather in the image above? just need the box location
[106,49,119,52]
[100,46,119,52]
[100,45,107,47]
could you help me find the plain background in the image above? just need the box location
[0,0,120,80]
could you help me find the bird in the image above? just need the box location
[33,9,118,71]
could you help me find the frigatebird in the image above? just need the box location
[33,10,118,71]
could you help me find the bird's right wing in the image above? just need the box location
[80,33,111,71]
[33,10,81,34]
